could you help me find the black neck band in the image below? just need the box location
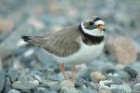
[78,24,104,45]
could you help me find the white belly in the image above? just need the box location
[53,41,105,65]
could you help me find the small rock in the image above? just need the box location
[42,80,59,87]
[133,83,140,92]
[99,80,111,93]
[8,89,21,93]
[28,18,45,30]
[90,71,106,82]
[58,87,79,93]
[12,80,39,89]
[3,77,12,93]
[110,84,132,93]
[101,66,118,78]
[47,73,64,81]
[60,80,74,88]
[33,75,42,83]
[99,80,112,88]
[47,1,60,14]
[107,37,137,65]
[123,66,138,80]
[82,87,98,93]
[34,87,47,93]
[99,86,111,93]
[0,17,14,33]
[8,69,19,82]
[0,71,5,92]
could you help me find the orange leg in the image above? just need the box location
[71,65,76,83]
[60,63,68,80]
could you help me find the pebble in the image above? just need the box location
[99,80,112,93]
[33,75,42,83]
[28,18,45,30]
[123,66,138,80]
[8,89,21,93]
[8,69,19,82]
[90,71,106,82]
[82,87,98,93]
[99,86,111,93]
[133,83,140,92]
[0,17,14,33]
[42,80,59,88]
[107,37,137,65]
[58,87,79,93]
[60,80,74,88]
[34,87,47,93]
[110,84,132,93]
[0,71,5,92]
[12,80,39,90]
[3,77,12,93]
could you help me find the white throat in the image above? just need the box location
[81,22,105,36]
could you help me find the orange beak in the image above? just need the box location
[98,25,105,31]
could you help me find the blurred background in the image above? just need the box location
[0,0,140,93]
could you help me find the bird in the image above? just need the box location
[22,16,106,83]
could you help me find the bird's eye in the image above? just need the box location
[89,21,93,25]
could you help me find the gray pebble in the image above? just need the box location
[47,73,64,81]
[58,87,79,93]
[34,87,48,93]
[133,83,140,92]
[42,79,59,88]
[3,77,12,93]
[60,80,74,88]
[57,80,79,93]
[81,87,98,93]
[12,80,39,90]
[8,89,21,93]
[8,69,19,82]
[18,76,28,82]
[110,84,132,93]
[33,75,42,83]
[123,66,138,80]
[0,71,5,92]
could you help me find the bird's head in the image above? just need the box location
[81,16,106,36]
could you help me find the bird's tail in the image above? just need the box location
[21,35,48,46]
[22,36,32,42]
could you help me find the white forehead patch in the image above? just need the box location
[94,20,105,25]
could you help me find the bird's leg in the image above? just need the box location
[71,65,76,83]
[60,63,68,80]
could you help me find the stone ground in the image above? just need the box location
[0,0,140,93]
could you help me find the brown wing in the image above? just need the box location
[22,24,81,57]
[42,25,81,57]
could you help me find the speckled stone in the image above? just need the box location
[107,37,137,65]
[90,71,106,82]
